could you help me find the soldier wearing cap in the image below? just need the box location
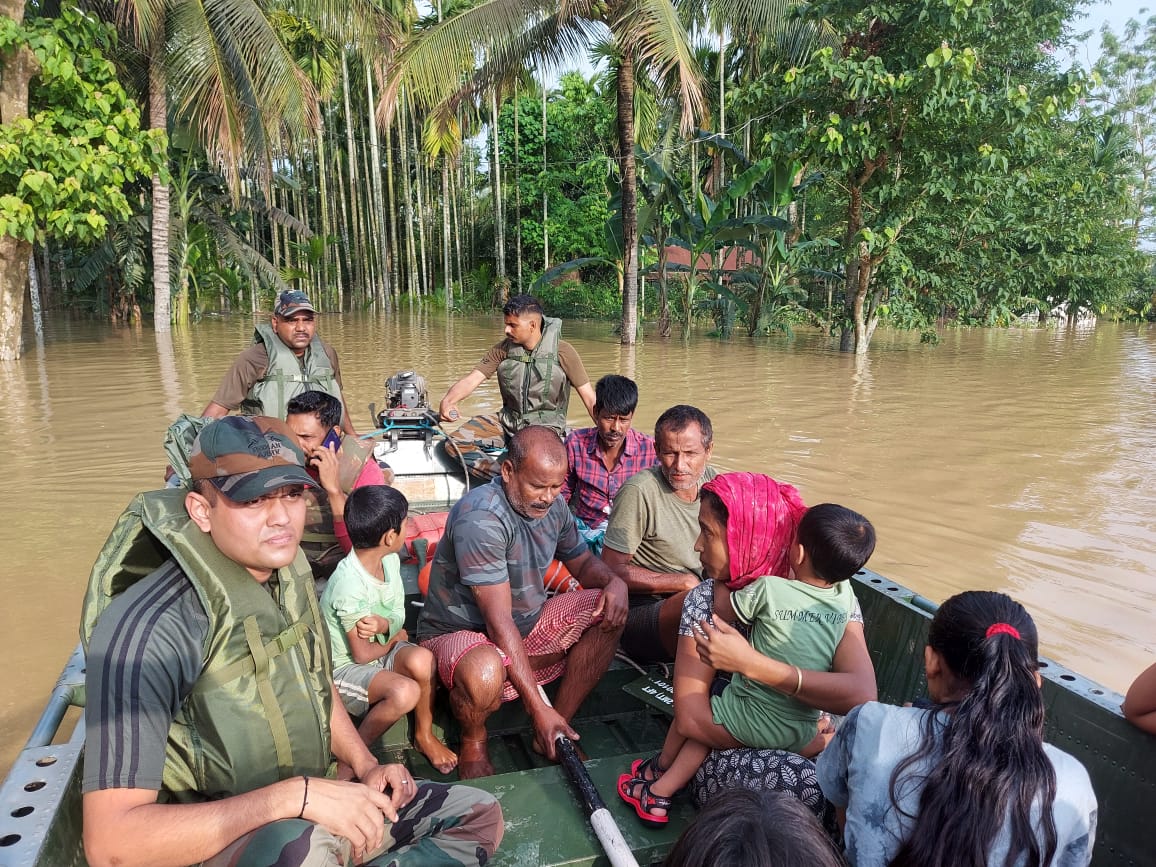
[80,416,504,867]
[201,290,355,434]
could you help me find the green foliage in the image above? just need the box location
[534,276,623,319]
[497,73,616,271]
[728,0,1141,349]
[0,5,166,245]
[1091,11,1156,248]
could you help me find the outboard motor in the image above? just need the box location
[386,370,429,410]
[374,370,437,444]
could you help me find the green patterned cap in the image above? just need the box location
[274,290,316,318]
[189,416,317,502]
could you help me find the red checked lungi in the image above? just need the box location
[420,588,603,703]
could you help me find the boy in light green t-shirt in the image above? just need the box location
[320,485,458,774]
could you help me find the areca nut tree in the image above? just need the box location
[110,0,396,330]
[381,0,708,344]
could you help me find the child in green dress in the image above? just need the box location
[619,473,875,826]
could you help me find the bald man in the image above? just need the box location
[416,426,629,778]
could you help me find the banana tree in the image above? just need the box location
[662,157,791,334]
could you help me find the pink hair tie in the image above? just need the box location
[985,622,1021,640]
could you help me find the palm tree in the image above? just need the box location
[384,0,820,341]
[383,0,709,344]
[108,0,395,329]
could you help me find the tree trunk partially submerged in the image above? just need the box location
[149,40,172,333]
[0,0,36,360]
[617,52,639,345]
[0,235,31,361]
[840,165,879,354]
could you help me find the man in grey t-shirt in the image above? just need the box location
[417,426,629,778]
[602,405,718,663]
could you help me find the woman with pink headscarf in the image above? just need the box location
[617,473,877,827]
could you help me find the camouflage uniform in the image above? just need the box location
[204,782,503,867]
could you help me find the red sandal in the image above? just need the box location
[617,773,672,827]
[630,754,667,782]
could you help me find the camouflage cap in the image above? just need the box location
[189,416,318,502]
[273,290,316,318]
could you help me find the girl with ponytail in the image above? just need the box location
[817,591,1097,866]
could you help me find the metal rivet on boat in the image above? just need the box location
[0,834,21,846]
[9,807,32,818]
[21,782,44,793]
[33,757,55,768]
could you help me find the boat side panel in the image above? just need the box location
[0,724,86,867]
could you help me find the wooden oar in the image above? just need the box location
[538,687,640,867]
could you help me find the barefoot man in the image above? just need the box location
[416,426,629,778]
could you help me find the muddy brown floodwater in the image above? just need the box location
[1,311,1153,777]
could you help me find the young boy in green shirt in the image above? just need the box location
[320,485,458,774]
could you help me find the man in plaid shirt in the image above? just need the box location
[561,375,657,554]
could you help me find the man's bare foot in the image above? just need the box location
[416,732,459,775]
[457,737,494,779]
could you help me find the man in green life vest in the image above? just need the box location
[81,416,503,867]
[201,290,356,435]
[438,294,597,440]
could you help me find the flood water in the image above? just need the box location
[2,311,1154,777]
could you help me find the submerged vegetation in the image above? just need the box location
[2,0,1154,359]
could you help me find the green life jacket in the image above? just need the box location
[80,489,333,803]
[496,316,569,439]
[301,434,375,579]
[240,322,340,419]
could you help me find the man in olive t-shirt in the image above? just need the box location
[602,405,718,663]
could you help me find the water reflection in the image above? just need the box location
[156,330,183,422]
[0,313,1153,778]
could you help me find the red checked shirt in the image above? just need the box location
[561,427,658,528]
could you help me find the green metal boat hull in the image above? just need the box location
[2,570,1152,865]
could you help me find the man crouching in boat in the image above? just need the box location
[79,416,503,867]
[416,425,630,779]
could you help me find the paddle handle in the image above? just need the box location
[555,736,640,867]
[555,735,604,813]
[536,687,641,867]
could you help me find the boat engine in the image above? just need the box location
[387,370,429,410]
[374,370,437,441]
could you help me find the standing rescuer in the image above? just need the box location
[438,294,597,440]
[201,290,355,435]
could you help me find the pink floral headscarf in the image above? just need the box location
[701,472,807,590]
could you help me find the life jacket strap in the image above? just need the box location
[243,616,295,773]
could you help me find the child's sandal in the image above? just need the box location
[617,773,672,827]
[630,754,667,783]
